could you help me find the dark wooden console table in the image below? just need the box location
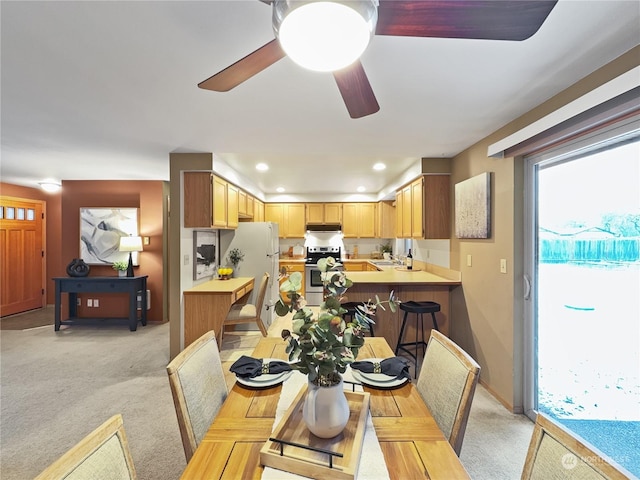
[53,276,148,331]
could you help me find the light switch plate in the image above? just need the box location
[500,259,507,274]
[466,254,472,267]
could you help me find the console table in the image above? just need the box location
[53,276,148,331]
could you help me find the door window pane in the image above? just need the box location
[535,140,640,475]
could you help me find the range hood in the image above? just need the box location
[306,224,342,232]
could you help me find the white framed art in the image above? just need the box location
[455,172,491,239]
[79,207,139,264]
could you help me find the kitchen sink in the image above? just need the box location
[369,260,396,266]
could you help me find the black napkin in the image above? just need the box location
[229,355,292,379]
[351,357,411,380]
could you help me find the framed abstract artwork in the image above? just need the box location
[80,208,139,265]
[455,172,491,239]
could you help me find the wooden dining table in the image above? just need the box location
[180,337,470,480]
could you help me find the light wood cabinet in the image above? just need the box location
[343,203,376,238]
[254,199,265,222]
[226,183,239,229]
[266,203,306,238]
[376,201,395,238]
[306,203,342,224]
[184,172,213,228]
[395,175,450,239]
[246,195,254,219]
[238,190,248,218]
[182,172,240,229]
[344,261,367,272]
[279,261,305,299]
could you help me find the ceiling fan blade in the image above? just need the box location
[198,39,286,92]
[376,0,558,41]
[333,62,380,119]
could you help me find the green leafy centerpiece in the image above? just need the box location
[275,256,397,438]
[275,256,397,386]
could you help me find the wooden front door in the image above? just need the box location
[0,196,45,316]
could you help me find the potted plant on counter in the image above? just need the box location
[380,241,393,260]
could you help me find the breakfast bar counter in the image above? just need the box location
[343,263,461,346]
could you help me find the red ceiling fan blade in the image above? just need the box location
[198,39,286,92]
[376,0,558,41]
[333,61,380,119]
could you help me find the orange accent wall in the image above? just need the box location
[0,180,165,322]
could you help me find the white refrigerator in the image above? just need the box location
[219,222,280,329]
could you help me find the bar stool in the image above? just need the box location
[395,301,440,373]
[341,302,375,336]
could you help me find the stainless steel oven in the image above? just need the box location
[304,246,342,305]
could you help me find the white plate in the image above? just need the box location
[235,358,293,388]
[349,359,409,388]
[351,369,408,389]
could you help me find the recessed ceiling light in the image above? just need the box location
[357,186,366,192]
[276,187,285,193]
[373,163,386,171]
[256,163,269,171]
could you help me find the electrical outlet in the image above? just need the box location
[500,259,507,274]
[184,254,189,266]
[467,254,472,267]
[94,299,99,308]
[87,299,93,307]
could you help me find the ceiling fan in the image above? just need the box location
[198,0,558,119]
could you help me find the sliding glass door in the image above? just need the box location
[524,122,640,475]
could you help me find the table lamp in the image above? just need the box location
[119,235,143,277]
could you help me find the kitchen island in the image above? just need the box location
[183,277,254,349]
[343,262,461,349]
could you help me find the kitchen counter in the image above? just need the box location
[346,265,460,286]
[342,263,461,347]
[183,277,254,348]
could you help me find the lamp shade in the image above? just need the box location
[119,236,143,252]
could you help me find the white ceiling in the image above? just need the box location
[1,1,639,201]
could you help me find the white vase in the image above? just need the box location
[118,270,126,277]
[302,375,350,438]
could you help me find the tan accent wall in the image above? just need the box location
[449,45,639,412]
[168,153,213,360]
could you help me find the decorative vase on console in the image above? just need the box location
[66,258,90,277]
[275,256,398,438]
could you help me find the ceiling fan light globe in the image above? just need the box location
[274,1,377,72]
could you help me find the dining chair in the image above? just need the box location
[415,329,480,456]
[521,412,632,480]
[166,330,228,462]
[34,414,137,479]
[220,272,269,344]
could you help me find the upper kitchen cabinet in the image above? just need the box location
[376,201,395,238]
[343,203,376,238]
[238,190,256,221]
[396,175,450,239]
[265,203,305,238]
[254,199,265,222]
[306,203,342,225]
[226,182,239,229]
[183,172,239,229]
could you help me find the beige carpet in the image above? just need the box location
[0,308,533,480]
